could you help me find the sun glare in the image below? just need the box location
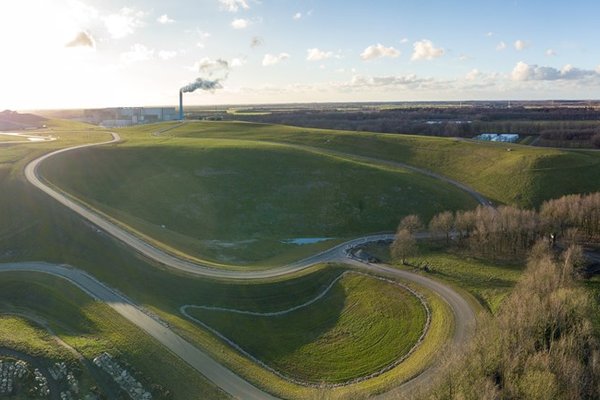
[0,1,114,109]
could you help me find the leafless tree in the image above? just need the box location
[391,228,417,265]
[429,211,454,244]
[398,214,423,234]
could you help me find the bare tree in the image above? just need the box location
[398,214,423,234]
[429,211,454,244]
[391,228,417,265]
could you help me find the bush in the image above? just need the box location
[429,245,600,399]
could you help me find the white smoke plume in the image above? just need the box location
[180,78,222,93]
[181,57,229,93]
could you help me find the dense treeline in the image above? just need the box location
[540,193,600,240]
[424,192,600,260]
[228,106,600,148]
[428,243,600,400]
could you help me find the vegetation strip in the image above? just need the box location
[181,271,432,388]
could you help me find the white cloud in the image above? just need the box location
[496,41,507,51]
[465,69,480,81]
[231,18,250,29]
[262,53,290,66]
[514,39,529,51]
[511,61,599,81]
[546,48,557,56]
[231,57,246,67]
[157,14,174,24]
[219,0,249,12]
[121,43,154,64]
[400,38,409,44]
[158,50,177,60]
[194,57,230,74]
[348,74,437,90]
[195,30,211,48]
[360,43,400,61]
[104,7,145,39]
[411,39,444,61]
[486,31,494,37]
[306,48,333,61]
[293,12,302,20]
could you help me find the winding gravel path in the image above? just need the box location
[12,130,480,399]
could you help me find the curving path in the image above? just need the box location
[15,129,480,399]
[180,271,432,389]
[0,262,277,400]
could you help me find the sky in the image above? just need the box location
[2,0,600,110]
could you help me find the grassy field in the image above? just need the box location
[362,242,523,313]
[2,118,585,399]
[0,316,74,361]
[186,273,428,384]
[0,272,227,400]
[38,126,477,266]
[0,315,102,397]
[160,121,600,208]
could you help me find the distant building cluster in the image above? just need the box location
[474,133,520,143]
[83,107,178,127]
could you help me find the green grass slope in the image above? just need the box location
[186,273,428,384]
[161,121,600,208]
[39,134,477,265]
[0,272,227,400]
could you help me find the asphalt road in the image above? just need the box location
[16,130,479,399]
[0,262,278,400]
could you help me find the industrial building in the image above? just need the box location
[83,107,179,127]
[474,133,520,143]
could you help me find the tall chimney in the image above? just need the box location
[179,90,184,120]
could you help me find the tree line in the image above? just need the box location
[429,242,600,399]
[229,107,600,148]
[391,192,600,262]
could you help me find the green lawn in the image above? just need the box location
[39,133,477,266]
[362,242,523,313]
[158,121,600,208]
[186,273,428,384]
[0,273,227,400]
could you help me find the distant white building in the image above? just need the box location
[474,133,520,143]
[83,107,178,127]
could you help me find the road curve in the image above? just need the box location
[0,260,475,400]
[21,131,478,398]
[25,131,488,278]
[0,262,277,400]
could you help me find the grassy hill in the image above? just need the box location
[161,121,600,208]
[39,125,478,266]
[1,119,597,399]
[0,272,226,400]
[186,273,428,384]
[0,110,47,130]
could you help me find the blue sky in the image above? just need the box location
[2,0,600,109]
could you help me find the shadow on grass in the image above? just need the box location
[186,281,346,374]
